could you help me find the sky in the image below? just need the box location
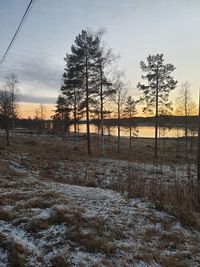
[0,0,200,118]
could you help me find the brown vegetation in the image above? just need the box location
[0,134,200,266]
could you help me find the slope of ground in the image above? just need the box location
[0,136,200,266]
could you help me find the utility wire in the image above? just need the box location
[0,0,35,65]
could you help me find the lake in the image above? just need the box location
[69,124,197,138]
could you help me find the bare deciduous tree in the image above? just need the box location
[123,96,138,150]
[111,71,127,153]
[0,90,13,146]
[35,103,46,120]
[34,103,47,131]
[5,73,19,133]
[95,30,116,156]
[175,82,197,150]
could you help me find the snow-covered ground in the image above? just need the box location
[54,157,197,190]
[0,151,200,266]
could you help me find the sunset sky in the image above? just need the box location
[0,0,200,118]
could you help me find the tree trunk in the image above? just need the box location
[74,111,77,150]
[155,73,159,158]
[107,125,111,141]
[73,88,78,150]
[85,54,91,155]
[197,90,200,181]
[129,109,132,150]
[100,66,105,156]
[176,129,180,153]
[12,118,15,137]
[11,91,15,137]
[185,115,188,151]
[5,126,9,146]
[97,120,101,147]
[117,103,120,153]
[62,113,65,136]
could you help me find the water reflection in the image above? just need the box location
[69,124,197,138]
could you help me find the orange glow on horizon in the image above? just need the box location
[18,102,198,120]
[19,102,55,120]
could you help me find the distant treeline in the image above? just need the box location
[0,116,49,132]
[0,115,198,132]
[90,115,198,128]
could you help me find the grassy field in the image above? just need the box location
[0,133,199,266]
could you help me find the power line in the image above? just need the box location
[0,0,35,66]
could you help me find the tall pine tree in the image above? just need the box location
[137,54,177,158]
[61,54,84,149]
[53,95,70,135]
[68,30,100,154]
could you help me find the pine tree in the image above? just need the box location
[53,95,70,135]
[67,30,100,154]
[137,54,177,158]
[61,54,84,149]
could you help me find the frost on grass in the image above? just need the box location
[0,170,200,266]
[0,139,200,266]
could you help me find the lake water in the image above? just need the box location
[69,124,197,138]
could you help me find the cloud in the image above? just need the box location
[16,54,64,91]
[0,53,62,105]
[18,93,56,104]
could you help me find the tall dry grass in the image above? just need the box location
[114,166,200,229]
[61,159,200,229]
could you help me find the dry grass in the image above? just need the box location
[26,201,116,256]
[143,227,158,243]
[50,255,72,267]
[158,231,185,251]
[125,174,200,229]
[0,192,21,206]
[1,133,197,167]
[160,218,174,231]
[24,191,69,209]
[78,233,115,254]
[0,232,7,247]
[137,244,159,266]
[49,205,83,226]
[0,161,24,178]
[0,231,32,267]
[161,255,189,267]
[1,134,199,230]
[0,207,13,221]
[25,197,50,209]
[0,134,200,266]
[8,242,31,267]
[39,169,55,180]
